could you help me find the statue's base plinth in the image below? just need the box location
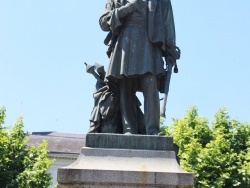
[57,134,194,188]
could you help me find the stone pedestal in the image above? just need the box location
[57,134,194,188]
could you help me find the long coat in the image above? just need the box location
[100,0,177,92]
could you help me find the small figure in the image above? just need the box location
[85,63,122,133]
[85,62,146,134]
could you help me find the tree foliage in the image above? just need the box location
[163,107,250,188]
[0,107,53,188]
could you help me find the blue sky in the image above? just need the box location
[1,0,250,134]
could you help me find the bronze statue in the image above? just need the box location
[87,0,180,135]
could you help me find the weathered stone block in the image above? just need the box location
[57,134,194,188]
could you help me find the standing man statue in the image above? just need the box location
[99,0,180,135]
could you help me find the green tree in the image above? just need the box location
[163,107,250,188]
[0,107,53,188]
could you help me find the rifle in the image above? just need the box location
[160,58,173,118]
[160,45,181,118]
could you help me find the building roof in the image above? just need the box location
[27,132,86,154]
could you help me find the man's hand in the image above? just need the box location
[117,0,145,19]
[167,55,176,66]
[117,0,137,18]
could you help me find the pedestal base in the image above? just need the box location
[57,134,194,188]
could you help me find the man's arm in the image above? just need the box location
[99,0,139,32]
[99,0,115,31]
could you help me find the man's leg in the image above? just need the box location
[120,77,139,134]
[140,74,160,135]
